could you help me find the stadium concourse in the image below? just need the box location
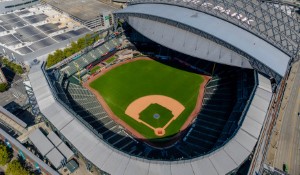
[25,1,299,175]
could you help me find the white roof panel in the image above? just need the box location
[207,42,221,61]
[124,159,149,175]
[38,96,56,111]
[101,151,130,175]
[34,85,52,102]
[255,88,272,101]
[28,71,47,88]
[48,110,73,130]
[209,150,237,175]
[127,16,251,68]
[29,129,54,156]
[247,105,266,124]
[47,131,62,146]
[110,153,131,175]
[45,148,65,169]
[41,103,73,130]
[60,119,86,141]
[72,132,96,155]
[57,142,74,160]
[242,117,263,139]
[148,162,171,175]
[190,158,218,175]
[41,102,62,118]
[224,140,250,165]
[170,162,194,175]
[252,95,271,112]
[234,130,257,152]
[258,74,272,92]
[85,142,112,168]
[184,32,198,52]
[63,122,93,147]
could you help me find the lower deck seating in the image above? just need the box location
[48,49,255,160]
[61,38,121,77]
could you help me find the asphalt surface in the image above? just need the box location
[273,61,300,174]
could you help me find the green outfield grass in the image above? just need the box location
[89,59,204,139]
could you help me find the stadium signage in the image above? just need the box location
[175,0,254,25]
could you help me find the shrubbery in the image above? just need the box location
[0,57,23,74]
[46,33,100,68]
[0,83,8,92]
[0,143,31,175]
[0,144,12,165]
[6,160,30,175]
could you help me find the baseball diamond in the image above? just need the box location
[87,58,207,139]
[126,95,185,136]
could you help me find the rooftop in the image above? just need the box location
[0,4,91,61]
[45,0,117,21]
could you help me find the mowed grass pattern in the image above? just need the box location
[90,59,204,138]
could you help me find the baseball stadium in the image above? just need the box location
[27,0,300,175]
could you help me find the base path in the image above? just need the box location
[125,95,185,136]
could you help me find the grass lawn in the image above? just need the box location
[89,59,204,139]
[89,65,100,74]
[105,56,117,64]
[139,104,174,128]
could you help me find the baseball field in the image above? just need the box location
[88,58,206,139]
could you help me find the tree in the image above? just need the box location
[15,65,23,74]
[0,83,8,92]
[45,33,102,68]
[70,41,78,51]
[0,57,23,74]
[77,38,85,50]
[46,54,55,68]
[6,160,30,175]
[0,144,12,165]
[1,58,9,65]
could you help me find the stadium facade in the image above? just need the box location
[26,0,300,175]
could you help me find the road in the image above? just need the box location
[271,61,300,174]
